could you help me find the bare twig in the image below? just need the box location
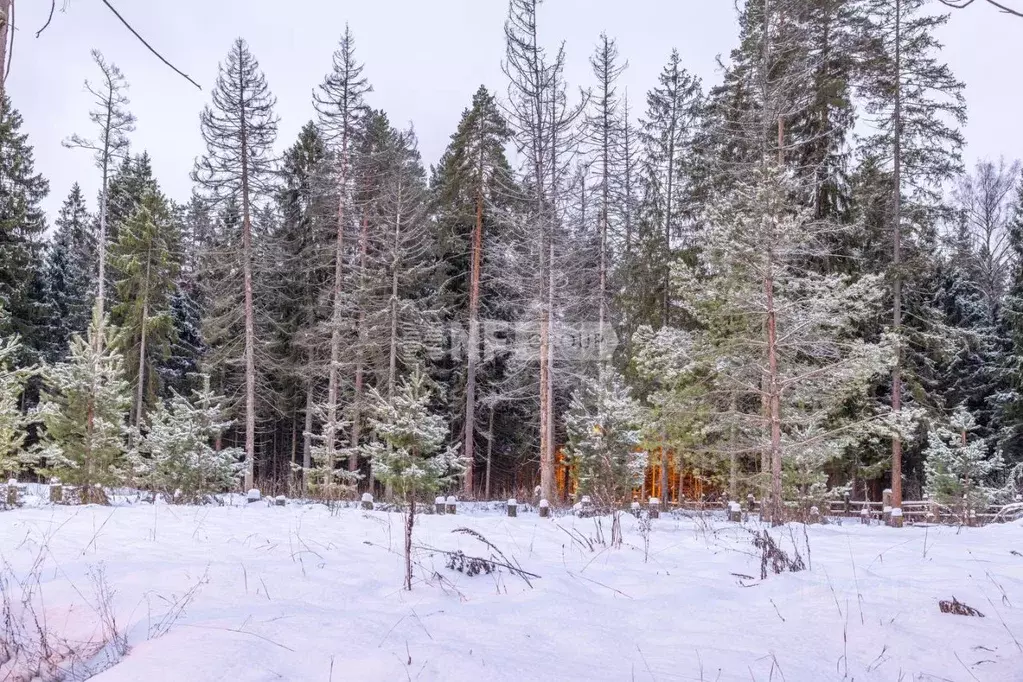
[938,0,1023,18]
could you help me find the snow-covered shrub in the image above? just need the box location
[37,316,131,502]
[306,407,361,500]
[129,375,243,502]
[924,406,1003,514]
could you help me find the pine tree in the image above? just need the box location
[111,191,181,427]
[63,51,135,332]
[998,171,1023,464]
[564,370,647,546]
[0,95,50,363]
[924,406,1003,515]
[131,375,243,501]
[432,86,514,497]
[37,315,131,501]
[362,369,464,590]
[42,184,96,362]
[192,38,279,490]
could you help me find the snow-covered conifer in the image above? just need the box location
[924,406,1004,514]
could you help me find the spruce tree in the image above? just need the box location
[131,376,243,501]
[192,38,279,490]
[0,95,49,363]
[314,26,371,480]
[42,184,96,362]
[0,324,35,478]
[924,406,1003,514]
[362,369,464,590]
[111,191,181,427]
[37,315,131,501]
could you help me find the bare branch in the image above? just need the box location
[34,0,54,38]
[98,0,201,90]
[938,0,1023,18]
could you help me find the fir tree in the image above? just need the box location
[111,191,181,427]
[362,369,464,590]
[0,95,49,362]
[192,38,279,490]
[42,184,96,362]
[37,315,131,501]
[131,375,243,502]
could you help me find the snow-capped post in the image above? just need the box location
[843,492,851,515]
[49,479,63,504]
[809,506,821,524]
[648,497,660,519]
[538,498,550,518]
[507,498,518,517]
[882,488,892,525]
[890,507,903,528]
[361,492,374,511]
[860,507,870,525]
[929,499,941,524]
[967,509,977,527]
[247,488,261,504]
[746,493,756,513]
[435,496,445,514]
[579,495,594,518]
[728,501,742,522]
[446,495,457,514]
[5,479,18,507]
[631,500,641,516]
[273,495,286,507]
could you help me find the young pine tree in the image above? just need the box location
[362,370,464,590]
[37,315,131,502]
[131,375,243,502]
[564,370,647,547]
[192,38,279,490]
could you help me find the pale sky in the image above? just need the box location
[9,0,1023,221]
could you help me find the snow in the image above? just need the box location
[1,500,1021,681]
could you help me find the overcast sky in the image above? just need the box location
[10,0,1023,221]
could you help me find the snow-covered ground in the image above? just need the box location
[1,496,1020,681]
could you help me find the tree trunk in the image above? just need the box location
[350,209,369,473]
[326,124,351,480]
[891,0,904,512]
[403,492,415,591]
[239,55,256,492]
[485,403,495,501]
[463,186,484,497]
[302,378,313,490]
[384,179,404,501]
[134,296,149,428]
[0,0,9,98]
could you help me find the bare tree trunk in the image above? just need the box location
[302,378,313,489]
[384,179,404,501]
[326,126,352,481]
[463,182,484,497]
[403,492,415,590]
[540,226,556,502]
[134,295,149,428]
[891,0,904,512]
[239,58,257,492]
[0,0,9,98]
[485,403,495,501]
[350,210,369,473]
